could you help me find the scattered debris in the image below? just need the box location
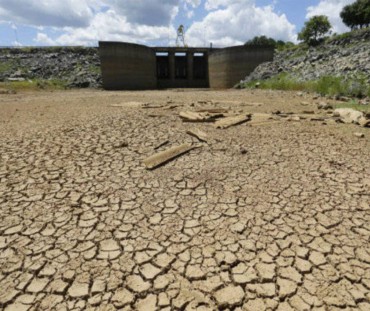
[214,114,251,129]
[288,116,301,122]
[143,144,197,170]
[179,111,223,122]
[317,102,333,110]
[186,128,208,142]
[154,140,170,150]
[333,108,367,125]
[0,88,16,95]
[354,132,365,138]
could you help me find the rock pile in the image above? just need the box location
[0,47,101,88]
[243,28,370,84]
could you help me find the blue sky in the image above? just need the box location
[0,0,355,47]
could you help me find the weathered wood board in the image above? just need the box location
[144,143,196,170]
[180,111,223,122]
[186,129,208,142]
[214,114,251,129]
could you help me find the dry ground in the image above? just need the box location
[0,89,369,311]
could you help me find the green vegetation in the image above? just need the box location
[0,62,12,73]
[334,99,370,113]
[0,79,68,92]
[244,36,296,51]
[242,73,370,98]
[341,0,370,30]
[298,15,332,46]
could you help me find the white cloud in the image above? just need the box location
[0,0,99,27]
[35,33,56,45]
[34,10,177,46]
[306,0,356,34]
[1,0,297,47]
[187,0,297,47]
[110,0,180,26]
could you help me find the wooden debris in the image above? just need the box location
[186,129,208,142]
[142,103,165,109]
[144,144,197,170]
[196,108,229,114]
[354,132,365,138]
[110,101,143,108]
[179,111,223,122]
[214,114,251,129]
[309,117,326,122]
[154,140,169,150]
[163,105,179,110]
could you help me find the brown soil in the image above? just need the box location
[0,89,369,310]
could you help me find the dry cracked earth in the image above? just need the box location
[0,89,369,311]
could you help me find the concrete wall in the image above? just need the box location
[209,45,274,88]
[99,42,156,90]
[99,42,274,90]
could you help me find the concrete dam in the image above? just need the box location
[99,41,274,90]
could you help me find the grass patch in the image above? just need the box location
[243,74,370,98]
[334,100,370,113]
[0,79,68,92]
[244,73,310,91]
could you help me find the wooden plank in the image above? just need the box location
[144,144,196,170]
[142,103,165,109]
[196,108,229,114]
[110,101,143,108]
[214,114,251,129]
[186,128,208,142]
[179,111,223,122]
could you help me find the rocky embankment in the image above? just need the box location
[0,47,101,88]
[243,28,370,84]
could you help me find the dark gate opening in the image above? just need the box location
[175,53,187,79]
[156,52,170,79]
[193,53,207,79]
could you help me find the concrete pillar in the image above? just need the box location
[187,52,194,83]
[169,51,175,82]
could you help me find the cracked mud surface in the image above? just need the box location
[0,89,369,311]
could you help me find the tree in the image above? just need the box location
[245,36,277,46]
[298,15,332,45]
[341,0,370,30]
